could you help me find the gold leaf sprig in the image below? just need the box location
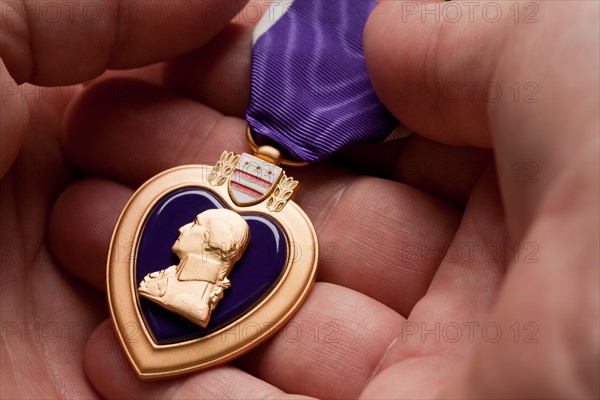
[208,151,240,186]
[267,176,298,212]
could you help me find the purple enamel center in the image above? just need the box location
[135,188,287,344]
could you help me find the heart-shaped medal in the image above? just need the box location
[107,149,317,379]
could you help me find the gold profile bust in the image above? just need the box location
[138,209,250,327]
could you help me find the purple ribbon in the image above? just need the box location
[246,0,398,163]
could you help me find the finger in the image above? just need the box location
[232,283,405,398]
[84,320,300,399]
[337,134,492,207]
[361,167,506,399]
[411,167,506,343]
[293,169,461,316]
[0,59,29,179]
[95,2,266,116]
[2,0,247,85]
[164,22,252,118]
[48,178,132,292]
[364,1,513,147]
[63,78,249,187]
[85,63,166,87]
[0,90,105,397]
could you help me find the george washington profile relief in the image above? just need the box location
[138,209,250,327]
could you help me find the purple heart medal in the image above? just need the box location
[107,0,397,379]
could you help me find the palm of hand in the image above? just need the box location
[2,76,504,400]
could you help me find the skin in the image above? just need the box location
[1,1,598,399]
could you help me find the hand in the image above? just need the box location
[1,1,597,399]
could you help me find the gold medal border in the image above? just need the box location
[107,164,318,380]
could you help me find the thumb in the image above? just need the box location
[364,1,599,239]
[364,1,514,147]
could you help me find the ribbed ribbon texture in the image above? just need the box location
[246,0,398,163]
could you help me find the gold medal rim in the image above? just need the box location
[107,164,318,380]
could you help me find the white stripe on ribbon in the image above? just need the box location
[253,0,295,45]
[384,124,413,142]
